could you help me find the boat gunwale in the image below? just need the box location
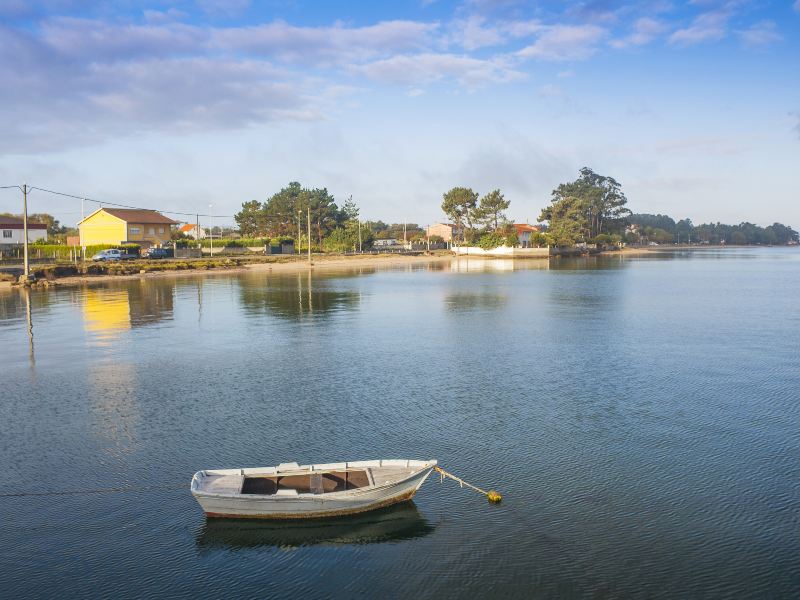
[191,460,436,501]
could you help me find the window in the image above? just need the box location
[130,227,140,234]
[148,227,155,235]
[158,227,164,234]
[2,230,12,238]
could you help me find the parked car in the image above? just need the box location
[142,247,173,259]
[91,248,137,262]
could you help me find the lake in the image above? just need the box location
[1,248,798,599]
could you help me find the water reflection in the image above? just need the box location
[82,279,175,344]
[444,292,508,312]
[0,287,56,326]
[196,502,434,550]
[87,361,139,454]
[238,271,360,320]
[24,288,34,367]
[450,258,550,273]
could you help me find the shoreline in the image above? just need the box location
[0,253,455,290]
[2,245,792,291]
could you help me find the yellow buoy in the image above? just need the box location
[487,490,502,503]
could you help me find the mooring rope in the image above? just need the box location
[434,466,502,503]
[0,483,187,498]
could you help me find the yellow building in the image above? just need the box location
[78,208,178,247]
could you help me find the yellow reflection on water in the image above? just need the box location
[82,289,130,344]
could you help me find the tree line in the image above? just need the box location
[232,171,797,252]
[628,214,798,246]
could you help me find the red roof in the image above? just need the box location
[513,223,540,233]
[179,224,196,232]
[81,207,178,225]
[0,215,47,229]
[98,208,177,225]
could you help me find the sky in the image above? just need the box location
[0,0,798,229]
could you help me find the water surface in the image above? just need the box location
[2,248,799,598]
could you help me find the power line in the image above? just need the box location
[1,184,236,219]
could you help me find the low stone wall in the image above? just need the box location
[451,245,549,258]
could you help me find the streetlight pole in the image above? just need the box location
[22,183,29,279]
[209,204,213,257]
[307,207,312,265]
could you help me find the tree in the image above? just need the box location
[340,196,359,222]
[263,181,306,237]
[234,200,265,237]
[539,168,630,245]
[441,187,479,240]
[474,189,510,230]
[322,222,373,252]
[539,195,589,246]
[29,213,64,235]
[675,218,693,243]
[305,187,340,246]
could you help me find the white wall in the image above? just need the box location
[0,228,47,244]
[451,245,549,257]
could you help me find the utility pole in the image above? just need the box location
[196,213,200,250]
[358,219,362,253]
[307,207,312,265]
[22,183,29,279]
[297,212,301,255]
[81,198,86,262]
[403,221,407,244]
[209,204,213,257]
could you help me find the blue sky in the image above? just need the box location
[0,0,798,228]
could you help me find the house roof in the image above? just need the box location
[513,223,539,233]
[179,224,197,232]
[102,208,178,224]
[0,215,47,229]
[429,223,461,230]
[79,208,178,225]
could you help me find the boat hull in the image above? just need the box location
[194,464,433,519]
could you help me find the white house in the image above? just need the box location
[178,223,206,239]
[0,215,48,244]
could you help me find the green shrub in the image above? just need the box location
[476,232,506,250]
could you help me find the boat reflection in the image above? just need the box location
[196,502,434,550]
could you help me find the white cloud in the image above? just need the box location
[611,17,667,49]
[736,20,781,47]
[355,53,525,86]
[669,9,729,46]
[446,16,542,51]
[518,24,606,61]
[449,15,504,50]
[213,20,439,65]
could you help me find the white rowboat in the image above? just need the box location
[191,459,437,519]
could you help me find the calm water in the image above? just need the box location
[2,249,799,599]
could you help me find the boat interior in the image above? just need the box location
[193,460,435,497]
[242,470,371,495]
